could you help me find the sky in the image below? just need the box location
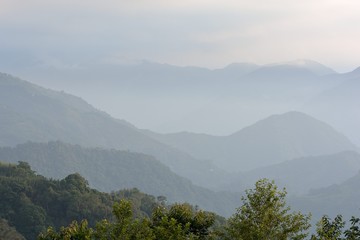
[1,0,360,72]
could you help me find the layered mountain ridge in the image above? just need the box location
[145,111,357,171]
[0,72,225,188]
[0,141,239,217]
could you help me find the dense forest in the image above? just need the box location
[0,162,162,239]
[1,162,360,239]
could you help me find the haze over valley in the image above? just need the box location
[1,69,359,217]
[1,1,360,239]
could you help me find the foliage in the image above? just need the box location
[311,215,345,240]
[226,179,311,240]
[39,200,217,240]
[0,161,219,240]
[93,199,155,240]
[38,220,93,240]
[311,215,360,240]
[0,162,159,240]
[344,216,360,240]
[0,218,25,240]
[152,203,216,239]
[0,140,239,217]
[5,161,360,240]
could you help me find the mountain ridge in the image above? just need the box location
[144,111,357,171]
[0,141,239,217]
[0,72,226,189]
[221,151,360,194]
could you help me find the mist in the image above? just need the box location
[1,0,360,238]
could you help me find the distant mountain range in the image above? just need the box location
[6,59,351,135]
[1,71,358,179]
[221,151,360,194]
[144,111,357,171]
[303,68,360,145]
[1,71,360,220]
[266,59,336,75]
[290,169,360,223]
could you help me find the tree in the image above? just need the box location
[0,219,25,240]
[226,179,311,240]
[39,200,155,240]
[311,215,360,240]
[38,220,93,240]
[94,199,155,240]
[344,216,360,240]
[311,215,345,240]
[152,203,216,240]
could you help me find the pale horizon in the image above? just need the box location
[1,0,360,73]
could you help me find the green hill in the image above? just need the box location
[0,161,160,240]
[0,141,239,217]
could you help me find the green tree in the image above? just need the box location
[344,216,360,240]
[152,203,216,240]
[152,207,192,240]
[311,215,360,240]
[0,219,25,240]
[38,220,93,240]
[226,179,311,240]
[94,199,154,240]
[311,215,345,240]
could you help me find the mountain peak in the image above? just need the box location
[268,59,336,76]
[266,111,315,121]
[250,111,340,129]
[247,64,317,80]
[225,111,357,170]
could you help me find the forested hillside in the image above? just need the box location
[0,219,25,240]
[2,162,360,240]
[0,162,160,239]
[0,141,239,216]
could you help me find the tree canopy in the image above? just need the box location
[3,162,360,240]
[0,162,159,239]
[226,179,311,240]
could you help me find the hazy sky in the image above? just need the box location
[1,0,360,72]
